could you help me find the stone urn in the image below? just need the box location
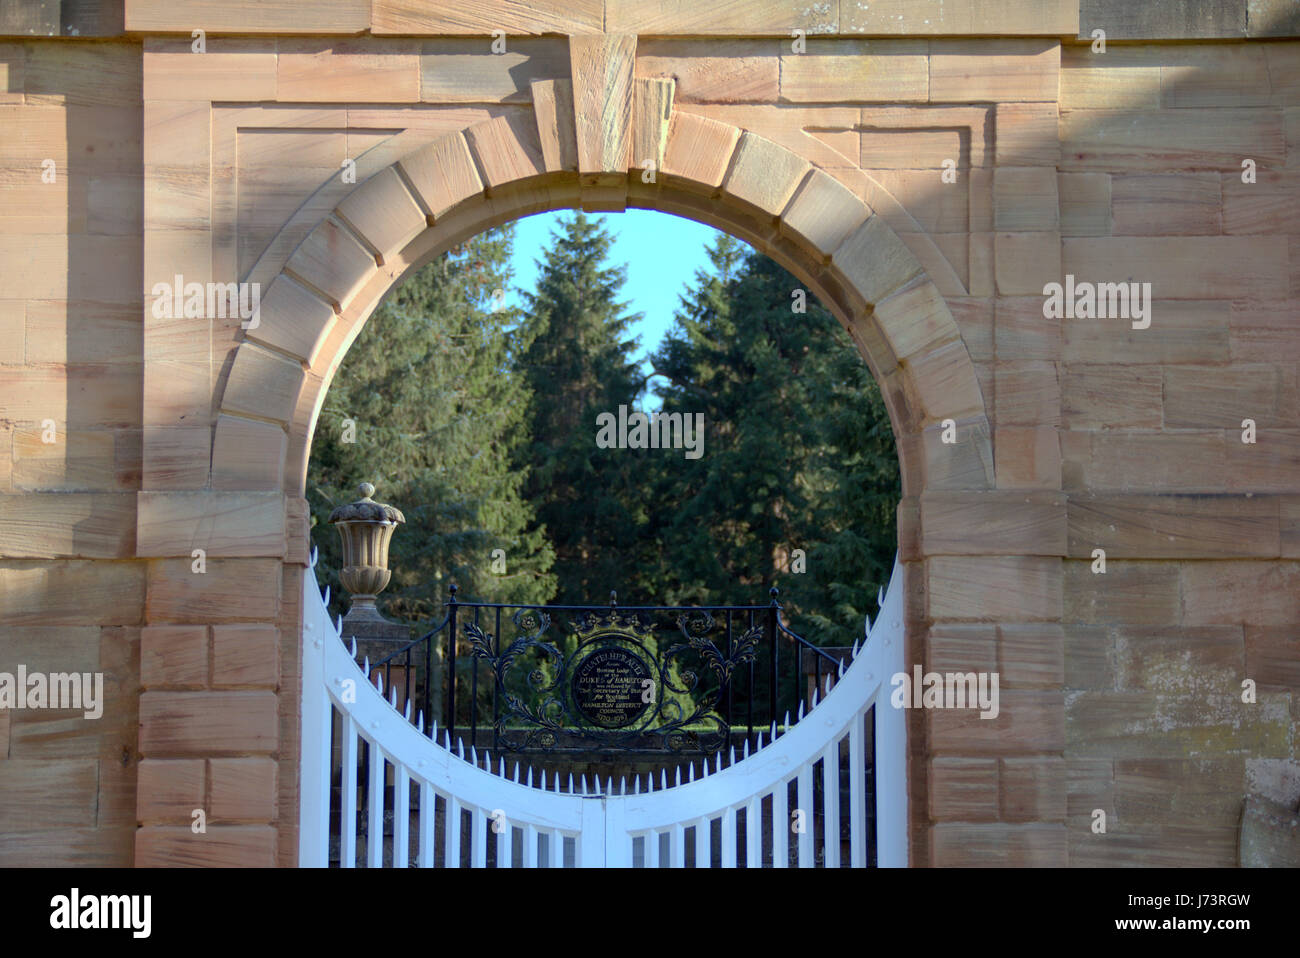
[328,481,405,628]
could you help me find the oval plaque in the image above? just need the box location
[571,647,652,729]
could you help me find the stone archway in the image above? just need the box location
[197,61,992,866]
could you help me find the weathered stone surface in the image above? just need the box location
[931,40,1058,102]
[398,132,483,220]
[126,1,369,33]
[1064,560,1182,626]
[335,167,426,263]
[0,560,145,627]
[1060,45,1162,110]
[1111,174,1221,235]
[211,624,279,688]
[921,491,1066,556]
[994,167,1059,231]
[845,0,1079,35]
[1066,692,1291,759]
[1061,109,1285,171]
[994,298,1060,361]
[929,691,1065,752]
[140,691,279,754]
[995,103,1059,167]
[141,625,208,689]
[419,38,568,103]
[135,825,277,867]
[631,77,674,179]
[210,757,278,821]
[464,113,547,188]
[832,215,924,306]
[635,39,777,103]
[570,34,636,175]
[930,758,999,821]
[1240,795,1300,867]
[283,218,376,310]
[995,232,1061,296]
[146,558,281,624]
[995,425,1061,490]
[1062,365,1162,429]
[607,0,836,35]
[143,38,276,101]
[278,39,419,102]
[928,556,1062,622]
[781,40,928,103]
[221,344,304,426]
[1069,494,1280,559]
[1001,757,1066,823]
[1077,0,1247,40]
[1182,561,1300,626]
[137,759,205,823]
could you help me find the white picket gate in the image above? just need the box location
[299,555,907,867]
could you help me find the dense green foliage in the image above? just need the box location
[309,211,899,648]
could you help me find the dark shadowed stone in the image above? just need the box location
[1078,0,1247,39]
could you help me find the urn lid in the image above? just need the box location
[328,482,405,524]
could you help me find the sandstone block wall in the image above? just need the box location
[0,0,1296,867]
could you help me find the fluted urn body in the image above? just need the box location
[328,482,405,620]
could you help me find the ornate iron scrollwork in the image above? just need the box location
[462,602,765,755]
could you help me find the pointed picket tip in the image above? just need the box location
[621,776,628,796]
[349,637,358,658]
[375,672,383,695]
[470,745,478,766]
[580,774,588,795]
[742,739,750,760]
[825,673,833,694]
[756,731,765,750]
[442,729,452,750]
[729,745,737,766]
[568,773,575,795]
[661,769,668,791]
[526,767,534,788]
[773,719,781,740]
[416,711,424,734]
[310,545,319,568]
[456,739,465,760]
[688,763,695,783]
[851,638,861,659]
[674,767,681,788]
[498,757,506,777]
[715,752,723,774]
[389,686,398,708]
[362,656,371,678]
[810,689,819,708]
[513,763,520,784]
[320,581,328,603]
[403,700,412,721]
[645,775,653,793]
[837,658,847,678]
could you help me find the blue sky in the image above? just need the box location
[503,209,742,383]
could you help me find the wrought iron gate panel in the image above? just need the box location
[300,552,907,868]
